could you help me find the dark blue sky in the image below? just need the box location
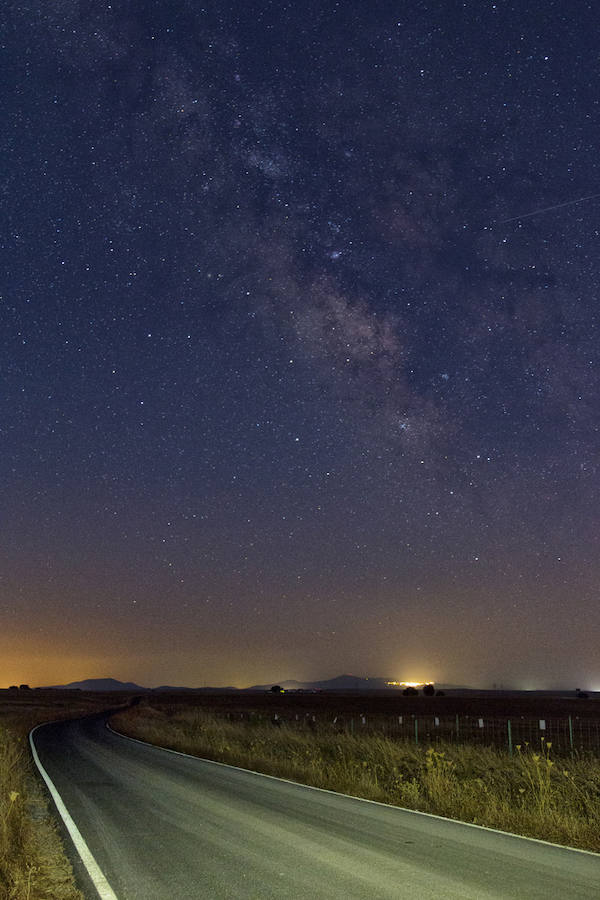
[2,1,599,688]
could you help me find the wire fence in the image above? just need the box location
[225,710,600,756]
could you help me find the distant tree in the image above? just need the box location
[8,686,18,692]
[577,691,589,700]
[19,684,30,691]
[435,689,446,697]
[422,683,435,696]
[403,686,418,696]
[270,685,284,693]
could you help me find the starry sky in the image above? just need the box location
[2,1,599,690]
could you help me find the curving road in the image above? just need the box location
[31,714,600,899]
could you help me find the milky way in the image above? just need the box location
[2,1,599,689]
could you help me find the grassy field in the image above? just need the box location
[0,690,127,900]
[112,701,600,853]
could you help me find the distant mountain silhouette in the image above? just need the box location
[44,674,469,693]
[44,677,238,692]
[245,674,399,692]
[152,685,238,693]
[45,678,147,692]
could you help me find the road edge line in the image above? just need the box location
[106,721,600,859]
[29,723,119,900]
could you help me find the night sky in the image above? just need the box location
[3,1,599,690]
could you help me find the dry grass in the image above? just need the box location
[0,726,34,900]
[0,725,83,900]
[112,704,600,853]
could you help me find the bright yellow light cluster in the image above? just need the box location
[386,680,434,687]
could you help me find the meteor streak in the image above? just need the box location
[498,192,600,224]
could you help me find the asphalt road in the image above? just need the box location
[31,714,600,899]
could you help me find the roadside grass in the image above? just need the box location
[112,704,600,853]
[0,725,35,899]
[0,694,122,900]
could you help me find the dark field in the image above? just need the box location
[145,689,600,719]
[2,687,597,719]
[0,689,128,736]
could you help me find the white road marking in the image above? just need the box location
[29,723,119,900]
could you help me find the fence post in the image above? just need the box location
[414,717,419,745]
[568,715,574,756]
[350,718,354,735]
[455,713,459,741]
[507,719,513,756]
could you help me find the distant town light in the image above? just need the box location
[386,680,434,688]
